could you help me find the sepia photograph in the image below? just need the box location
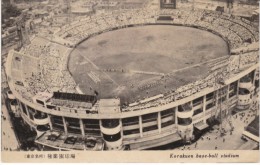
[1,0,259,163]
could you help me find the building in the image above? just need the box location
[5,49,259,150]
[4,6,259,151]
[242,116,259,143]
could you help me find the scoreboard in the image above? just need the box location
[159,0,177,9]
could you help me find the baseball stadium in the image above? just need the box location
[4,0,259,151]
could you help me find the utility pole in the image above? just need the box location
[64,0,71,24]
[192,0,195,11]
[226,0,233,14]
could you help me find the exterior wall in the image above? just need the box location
[100,119,123,150]
[177,124,193,140]
[33,116,49,125]
[105,138,123,150]
[237,91,252,109]
[11,66,253,150]
[237,73,255,110]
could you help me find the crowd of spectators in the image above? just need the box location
[54,8,258,51]
[13,38,77,101]
[239,51,259,67]
[10,7,259,113]
[40,45,77,93]
[122,50,257,112]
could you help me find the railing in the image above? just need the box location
[177,109,194,118]
[33,115,50,125]
[122,124,140,131]
[239,81,253,89]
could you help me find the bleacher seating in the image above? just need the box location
[11,7,258,113]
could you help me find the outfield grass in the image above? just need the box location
[68,25,229,104]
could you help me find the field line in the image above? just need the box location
[170,56,228,74]
[75,49,99,70]
[75,49,119,86]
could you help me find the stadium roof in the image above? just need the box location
[53,92,97,104]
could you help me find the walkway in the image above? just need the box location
[1,103,20,151]
[174,92,259,150]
